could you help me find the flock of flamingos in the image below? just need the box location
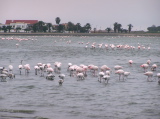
[0,36,160,85]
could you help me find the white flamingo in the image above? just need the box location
[18,60,23,75]
[123,72,130,80]
[151,64,157,71]
[58,74,65,85]
[115,69,125,81]
[102,75,110,84]
[77,73,85,80]
[144,71,153,81]
[98,72,105,83]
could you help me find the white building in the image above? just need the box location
[5,20,38,32]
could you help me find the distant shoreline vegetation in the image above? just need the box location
[0,32,160,37]
[0,17,159,34]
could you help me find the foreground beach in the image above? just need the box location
[0,32,160,36]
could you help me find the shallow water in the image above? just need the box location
[0,35,160,119]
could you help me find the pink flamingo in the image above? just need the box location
[100,65,110,72]
[128,60,133,66]
[88,65,99,77]
[140,64,149,72]
[114,65,123,70]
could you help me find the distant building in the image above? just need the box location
[5,20,38,32]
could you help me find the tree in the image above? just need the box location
[58,24,64,32]
[67,22,74,33]
[106,27,111,33]
[16,27,21,32]
[76,23,81,33]
[128,24,133,33]
[47,23,52,32]
[2,26,7,32]
[117,24,122,33]
[43,26,48,32]
[38,21,45,32]
[55,17,61,25]
[85,23,91,33]
[32,23,38,32]
[113,22,118,33]
[6,25,12,32]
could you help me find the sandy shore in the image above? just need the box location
[0,32,160,36]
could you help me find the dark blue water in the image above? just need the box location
[0,35,160,119]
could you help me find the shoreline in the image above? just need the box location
[0,32,160,36]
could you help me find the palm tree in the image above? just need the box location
[85,23,91,33]
[117,24,122,33]
[55,17,61,25]
[128,24,133,33]
[76,23,81,33]
[47,23,52,32]
[113,22,118,33]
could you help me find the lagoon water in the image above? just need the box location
[0,35,160,119]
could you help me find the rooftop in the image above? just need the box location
[5,20,38,25]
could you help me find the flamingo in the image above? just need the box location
[77,73,85,80]
[88,65,99,77]
[102,75,110,84]
[54,62,62,74]
[24,64,30,74]
[0,74,8,82]
[147,59,151,65]
[98,72,105,83]
[141,64,149,72]
[47,67,54,74]
[115,69,124,81]
[123,72,130,80]
[151,64,157,71]
[114,65,123,70]
[58,74,65,85]
[67,63,72,71]
[106,70,112,76]
[144,71,153,81]
[46,74,55,80]
[18,60,23,75]
[128,60,133,66]
[8,65,13,73]
[100,65,110,72]
[34,66,40,75]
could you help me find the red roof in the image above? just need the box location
[5,20,38,25]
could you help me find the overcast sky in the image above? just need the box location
[0,0,160,31]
